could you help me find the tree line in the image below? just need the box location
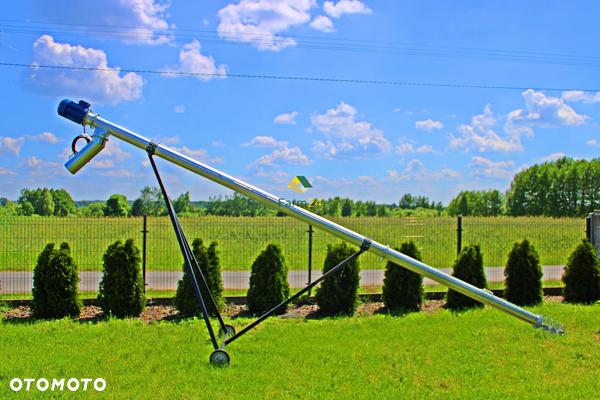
[2,156,598,218]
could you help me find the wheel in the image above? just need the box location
[219,324,236,337]
[210,349,230,366]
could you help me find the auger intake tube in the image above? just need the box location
[59,100,565,335]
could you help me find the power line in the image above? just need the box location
[1,62,596,92]
[1,19,600,68]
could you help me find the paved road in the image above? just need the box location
[0,266,566,293]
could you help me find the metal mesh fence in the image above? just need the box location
[0,215,586,298]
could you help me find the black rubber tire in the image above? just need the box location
[210,349,230,366]
[219,324,236,337]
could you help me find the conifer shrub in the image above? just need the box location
[97,239,146,317]
[504,239,543,306]
[32,242,82,319]
[381,242,424,313]
[315,242,361,316]
[246,243,290,315]
[562,239,600,304]
[447,244,487,310]
[173,238,224,317]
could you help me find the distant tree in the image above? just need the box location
[17,201,34,216]
[130,198,147,217]
[3,200,18,216]
[37,189,55,216]
[341,198,353,217]
[173,192,192,214]
[80,202,106,217]
[365,201,377,216]
[377,204,388,217]
[354,201,366,217]
[0,197,7,207]
[399,194,415,209]
[50,189,76,216]
[104,194,131,217]
[136,186,165,217]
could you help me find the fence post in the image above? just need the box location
[141,214,148,294]
[307,225,314,295]
[457,215,462,256]
[586,214,592,242]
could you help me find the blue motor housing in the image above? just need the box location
[57,99,91,124]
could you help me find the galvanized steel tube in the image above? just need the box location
[76,111,560,330]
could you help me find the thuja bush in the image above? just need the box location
[447,244,487,310]
[315,242,361,316]
[247,244,290,315]
[562,239,600,304]
[173,238,224,317]
[504,239,543,306]
[97,239,146,318]
[381,242,424,313]
[32,242,82,319]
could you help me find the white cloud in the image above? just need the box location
[416,144,440,154]
[506,89,588,134]
[163,40,227,81]
[26,35,144,105]
[161,135,181,144]
[274,111,298,124]
[217,0,317,51]
[404,111,413,116]
[539,153,566,163]
[468,156,515,179]
[19,156,43,168]
[57,147,72,160]
[395,140,414,155]
[100,141,133,163]
[562,91,600,104]
[448,104,524,154]
[393,108,400,112]
[241,136,289,147]
[313,175,376,187]
[323,0,372,18]
[586,139,600,147]
[92,159,115,169]
[0,136,25,157]
[167,146,209,160]
[174,105,185,113]
[311,102,391,159]
[27,132,62,144]
[255,170,290,183]
[213,141,226,147]
[387,159,462,182]
[98,169,135,179]
[34,0,173,45]
[0,167,17,176]
[310,15,336,32]
[415,119,443,131]
[248,146,312,173]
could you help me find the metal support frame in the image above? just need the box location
[146,147,227,350]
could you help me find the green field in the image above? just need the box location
[0,215,585,273]
[0,301,598,399]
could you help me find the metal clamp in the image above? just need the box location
[361,238,372,252]
[380,244,390,260]
[146,141,158,156]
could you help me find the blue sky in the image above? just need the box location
[0,0,599,204]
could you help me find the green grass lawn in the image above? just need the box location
[0,215,585,273]
[1,301,598,399]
